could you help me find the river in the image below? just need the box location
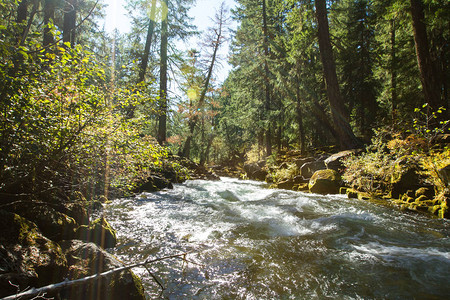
[105,177,450,299]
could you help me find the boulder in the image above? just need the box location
[76,217,117,249]
[300,160,326,179]
[244,161,268,181]
[277,180,295,190]
[0,210,68,298]
[134,175,174,193]
[308,169,342,195]
[438,165,450,187]
[3,201,77,241]
[59,240,145,300]
[324,149,362,172]
[293,157,315,169]
[390,164,422,199]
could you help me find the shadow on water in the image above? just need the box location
[105,177,450,299]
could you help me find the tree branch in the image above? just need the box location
[2,252,191,300]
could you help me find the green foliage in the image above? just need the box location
[342,129,419,194]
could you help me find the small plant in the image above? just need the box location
[412,103,450,150]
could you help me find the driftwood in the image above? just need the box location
[2,252,190,300]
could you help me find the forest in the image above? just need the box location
[0,0,450,298]
[1,0,449,202]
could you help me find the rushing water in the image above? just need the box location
[105,178,450,299]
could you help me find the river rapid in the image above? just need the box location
[105,177,450,299]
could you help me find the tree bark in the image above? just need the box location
[315,0,359,150]
[63,0,77,46]
[410,0,442,110]
[262,0,272,156]
[138,0,157,83]
[157,0,169,145]
[43,0,56,47]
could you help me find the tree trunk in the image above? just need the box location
[63,0,77,46]
[43,0,56,47]
[315,0,359,150]
[16,0,28,43]
[262,0,272,156]
[410,0,442,110]
[181,4,225,157]
[138,0,157,83]
[157,0,169,145]
[390,18,397,123]
[295,81,306,155]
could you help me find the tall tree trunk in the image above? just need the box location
[63,0,77,46]
[410,0,442,110]
[390,18,397,123]
[262,0,272,156]
[157,0,169,145]
[16,0,28,43]
[18,0,38,46]
[295,81,306,155]
[315,0,359,150]
[181,4,225,158]
[138,0,157,83]
[43,0,56,47]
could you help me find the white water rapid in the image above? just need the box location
[105,177,450,299]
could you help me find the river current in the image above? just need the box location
[105,177,450,299]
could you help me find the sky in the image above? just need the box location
[103,0,238,83]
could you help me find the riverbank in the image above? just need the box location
[240,143,449,219]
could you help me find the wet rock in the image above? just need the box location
[277,180,295,190]
[0,210,68,298]
[135,175,173,193]
[59,240,145,300]
[300,160,326,179]
[308,169,341,195]
[76,217,117,249]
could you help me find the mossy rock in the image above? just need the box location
[346,189,359,199]
[295,183,309,191]
[5,202,77,241]
[60,240,145,300]
[0,210,68,298]
[308,169,341,195]
[277,179,295,190]
[76,217,117,249]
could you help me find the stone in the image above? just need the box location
[76,217,117,249]
[391,164,422,199]
[438,165,450,186]
[277,180,295,190]
[415,187,435,199]
[308,169,342,195]
[244,162,268,181]
[324,149,362,172]
[293,157,315,169]
[300,160,326,179]
[59,240,145,300]
[0,210,68,298]
[4,202,77,241]
[346,189,358,199]
[134,175,173,193]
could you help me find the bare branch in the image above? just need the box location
[2,252,190,300]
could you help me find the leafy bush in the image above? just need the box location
[342,129,420,195]
[0,44,183,202]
